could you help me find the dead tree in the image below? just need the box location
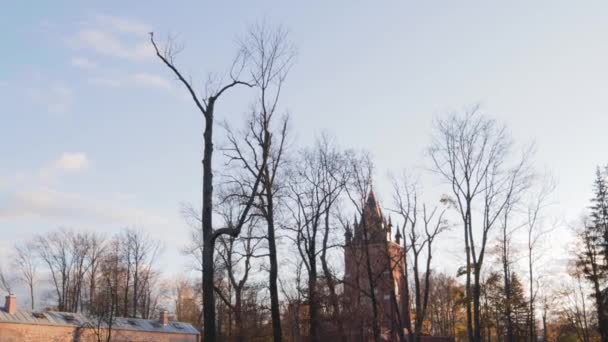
[150,28,269,341]
[429,106,531,341]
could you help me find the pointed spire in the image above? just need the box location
[363,189,382,219]
[395,228,402,245]
[345,222,352,244]
[366,189,378,209]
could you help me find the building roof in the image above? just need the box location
[0,309,199,335]
[352,190,391,243]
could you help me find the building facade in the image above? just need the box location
[343,191,406,341]
[0,295,200,342]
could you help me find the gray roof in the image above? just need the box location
[0,309,199,335]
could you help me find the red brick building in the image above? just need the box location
[343,191,406,341]
[0,295,200,342]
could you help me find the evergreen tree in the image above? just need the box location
[591,167,608,264]
[480,272,530,341]
[577,166,608,341]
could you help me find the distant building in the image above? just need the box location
[0,294,200,342]
[343,190,406,341]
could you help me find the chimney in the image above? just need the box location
[159,310,169,325]
[4,295,16,314]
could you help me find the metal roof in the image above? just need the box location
[0,309,199,335]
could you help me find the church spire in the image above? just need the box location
[395,227,402,245]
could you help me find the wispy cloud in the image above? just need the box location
[75,29,152,61]
[0,151,168,226]
[94,14,151,35]
[71,56,98,69]
[73,14,153,61]
[48,152,89,172]
[0,152,90,188]
[29,83,74,114]
[0,188,169,226]
[90,72,172,90]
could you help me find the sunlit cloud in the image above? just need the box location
[50,152,89,172]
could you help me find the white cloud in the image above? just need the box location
[131,72,172,89]
[29,83,74,114]
[75,29,152,61]
[52,152,89,171]
[95,14,151,35]
[37,152,89,182]
[90,72,172,90]
[0,189,169,227]
[71,56,97,69]
[73,14,153,62]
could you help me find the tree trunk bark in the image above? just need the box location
[473,265,482,342]
[202,101,217,342]
[308,260,319,342]
[321,212,346,342]
[264,175,283,342]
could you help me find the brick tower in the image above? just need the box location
[344,190,405,341]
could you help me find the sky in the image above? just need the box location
[2,1,608,299]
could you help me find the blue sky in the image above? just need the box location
[2,1,608,285]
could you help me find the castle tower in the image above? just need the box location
[344,190,405,340]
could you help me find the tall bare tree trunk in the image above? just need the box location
[321,211,346,342]
[264,177,283,342]
[151,32,265,342]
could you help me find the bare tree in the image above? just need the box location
[427,272,465,338]
[222,23,295,342]
[0,266,14,295]
[150,25,269,341]
[86,234,106,315]
[498,200,517,342]
[391,174,449,342]
[123,228,161,318]
[560,270,593,342]
[214,197,264,342]
[343,151,384,342]
[285,135,348,341]
[524,178,555,341]
[34,229,75,311]
[174,278,202,331]
[13,243,38,309]
[87,240,121,342]
[429,106,532,341]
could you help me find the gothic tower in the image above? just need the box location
[344,191,405,340]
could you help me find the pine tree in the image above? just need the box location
[591,167,608,264]
[578,166,608,341]
[509,273,530,341]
